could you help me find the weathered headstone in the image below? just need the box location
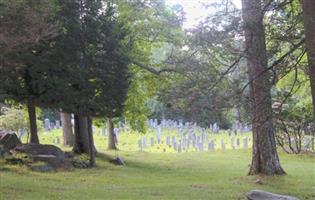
[44,118,50,131]
[231,137,235,149]
[243,137,249,149]
[166,136,170,146]
[56,120,61,129]
[177,140,182,153]
[234,128,237,136]
[143,137,147,148]
[150,137,154,146]
[138,139,142,151]
[221,139,226,150]
[156,125,162,144]
[236,138,240,147]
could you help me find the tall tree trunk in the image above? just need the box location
[108,117,117,150]
[73,114,89,154]
[60,112,74,146]
[241,0,285,175]
[27,99,39,144]
[87,116,95,167]
[302,0,315,150]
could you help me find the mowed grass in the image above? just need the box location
[1,130,315,200]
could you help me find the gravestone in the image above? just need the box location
[138,139,142,151]
[243,137,249,149]
[172,136,176,145]
[55,120,61,129]
[150,137,154,146]
[143,137,147,148]
[166,136,170,146]
[18,129,27,139]
[50,122,55,130]
[210,140,215,151]
[236,138,240,147]
[173,141,177,151]
[231,137,235,149]
[156,126,162,144]
[44,119,50,131]
[177,141,182,153]
[221,139,226,150]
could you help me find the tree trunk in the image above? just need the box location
[108,117,117,150]
[302,0,315,151]
[241,0,285,175]
[87,116,96,167]
[73,114,90,154]
[27,99,39,144]
[60,112,74,146]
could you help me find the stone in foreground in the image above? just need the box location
[14,144,72,169]
[111,156,125,166]
[246,190,300,200]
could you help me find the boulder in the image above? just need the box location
[15,144,65,159]
[14,144,72,169]
[0,145,12,158]
[111,156,125,166]
[31,154,72,168]
[246,190,300,200]
[0,133,22,150]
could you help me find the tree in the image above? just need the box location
[0,0,59,144]
[41,0,132,166]
[60,112,74,146]
[241,0,285,175]
[107,118,116,150]
[302,0,315,148]
[0,0,58,60]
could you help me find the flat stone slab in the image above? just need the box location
[246,190,300,200]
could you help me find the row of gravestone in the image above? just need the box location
[137,136,250,152]
[147,118,251,133]
[44,119,61,131]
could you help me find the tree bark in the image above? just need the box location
[27,99,39,144]
[87,116,96,167]
[73,114,90,154]
[302,0,315,151]
[108,117,117,150]
[241,0,285,175]
[60,112,74,146]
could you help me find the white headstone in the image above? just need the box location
[55,120,61,129]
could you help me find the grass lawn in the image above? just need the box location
[1,148,315,200]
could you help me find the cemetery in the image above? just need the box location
[1,0,315,200]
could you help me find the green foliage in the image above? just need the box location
[0,108,28,133]
[0,106,43,133]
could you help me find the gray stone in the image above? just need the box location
[111,156,125,166]
[31,164,55,172]
[246,190,300,200]
[15,144,66,159]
